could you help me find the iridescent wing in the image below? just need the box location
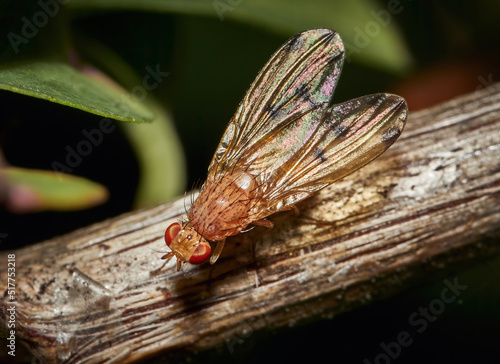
[262,93,407,213]
[208,29,344,178]
[206,28,408,217]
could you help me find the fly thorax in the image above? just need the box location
[233,171,255,193]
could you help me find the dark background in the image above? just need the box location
[1,1,499,363]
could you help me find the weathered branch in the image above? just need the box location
[1,84,500,363]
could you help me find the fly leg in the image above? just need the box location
[280,204,300,216]
[210,239,226,264]
[252,219,274,229]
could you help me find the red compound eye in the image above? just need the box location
[189,242,211,264]
[164,223,181,247]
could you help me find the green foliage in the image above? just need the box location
[0,0,414,217]
[69,0,413,73]
[0,61,154,122]
[5,0,495,233]
[2,167,108,212]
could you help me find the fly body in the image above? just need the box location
[162,28,408,270]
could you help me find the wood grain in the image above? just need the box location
[1,84,500,363]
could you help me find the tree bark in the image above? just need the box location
[1,84,500,363]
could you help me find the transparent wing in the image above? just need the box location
[208,29,344,180]
[204,28,408,219]
[261,93,408,213]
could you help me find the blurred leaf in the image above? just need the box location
[122,106,185,207]
[75,36,186,206]
[0,61,154,122]
[69,0,413,73]
[2,167,108,213]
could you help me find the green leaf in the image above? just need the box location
[2,167,108,212]
[0,61,154,122]
[69,0,413,73]
[122,105,186,207]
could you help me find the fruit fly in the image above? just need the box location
[162,28,408,271]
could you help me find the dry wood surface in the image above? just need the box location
[1,84,500,363]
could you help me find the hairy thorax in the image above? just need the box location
[188,170,264,242]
